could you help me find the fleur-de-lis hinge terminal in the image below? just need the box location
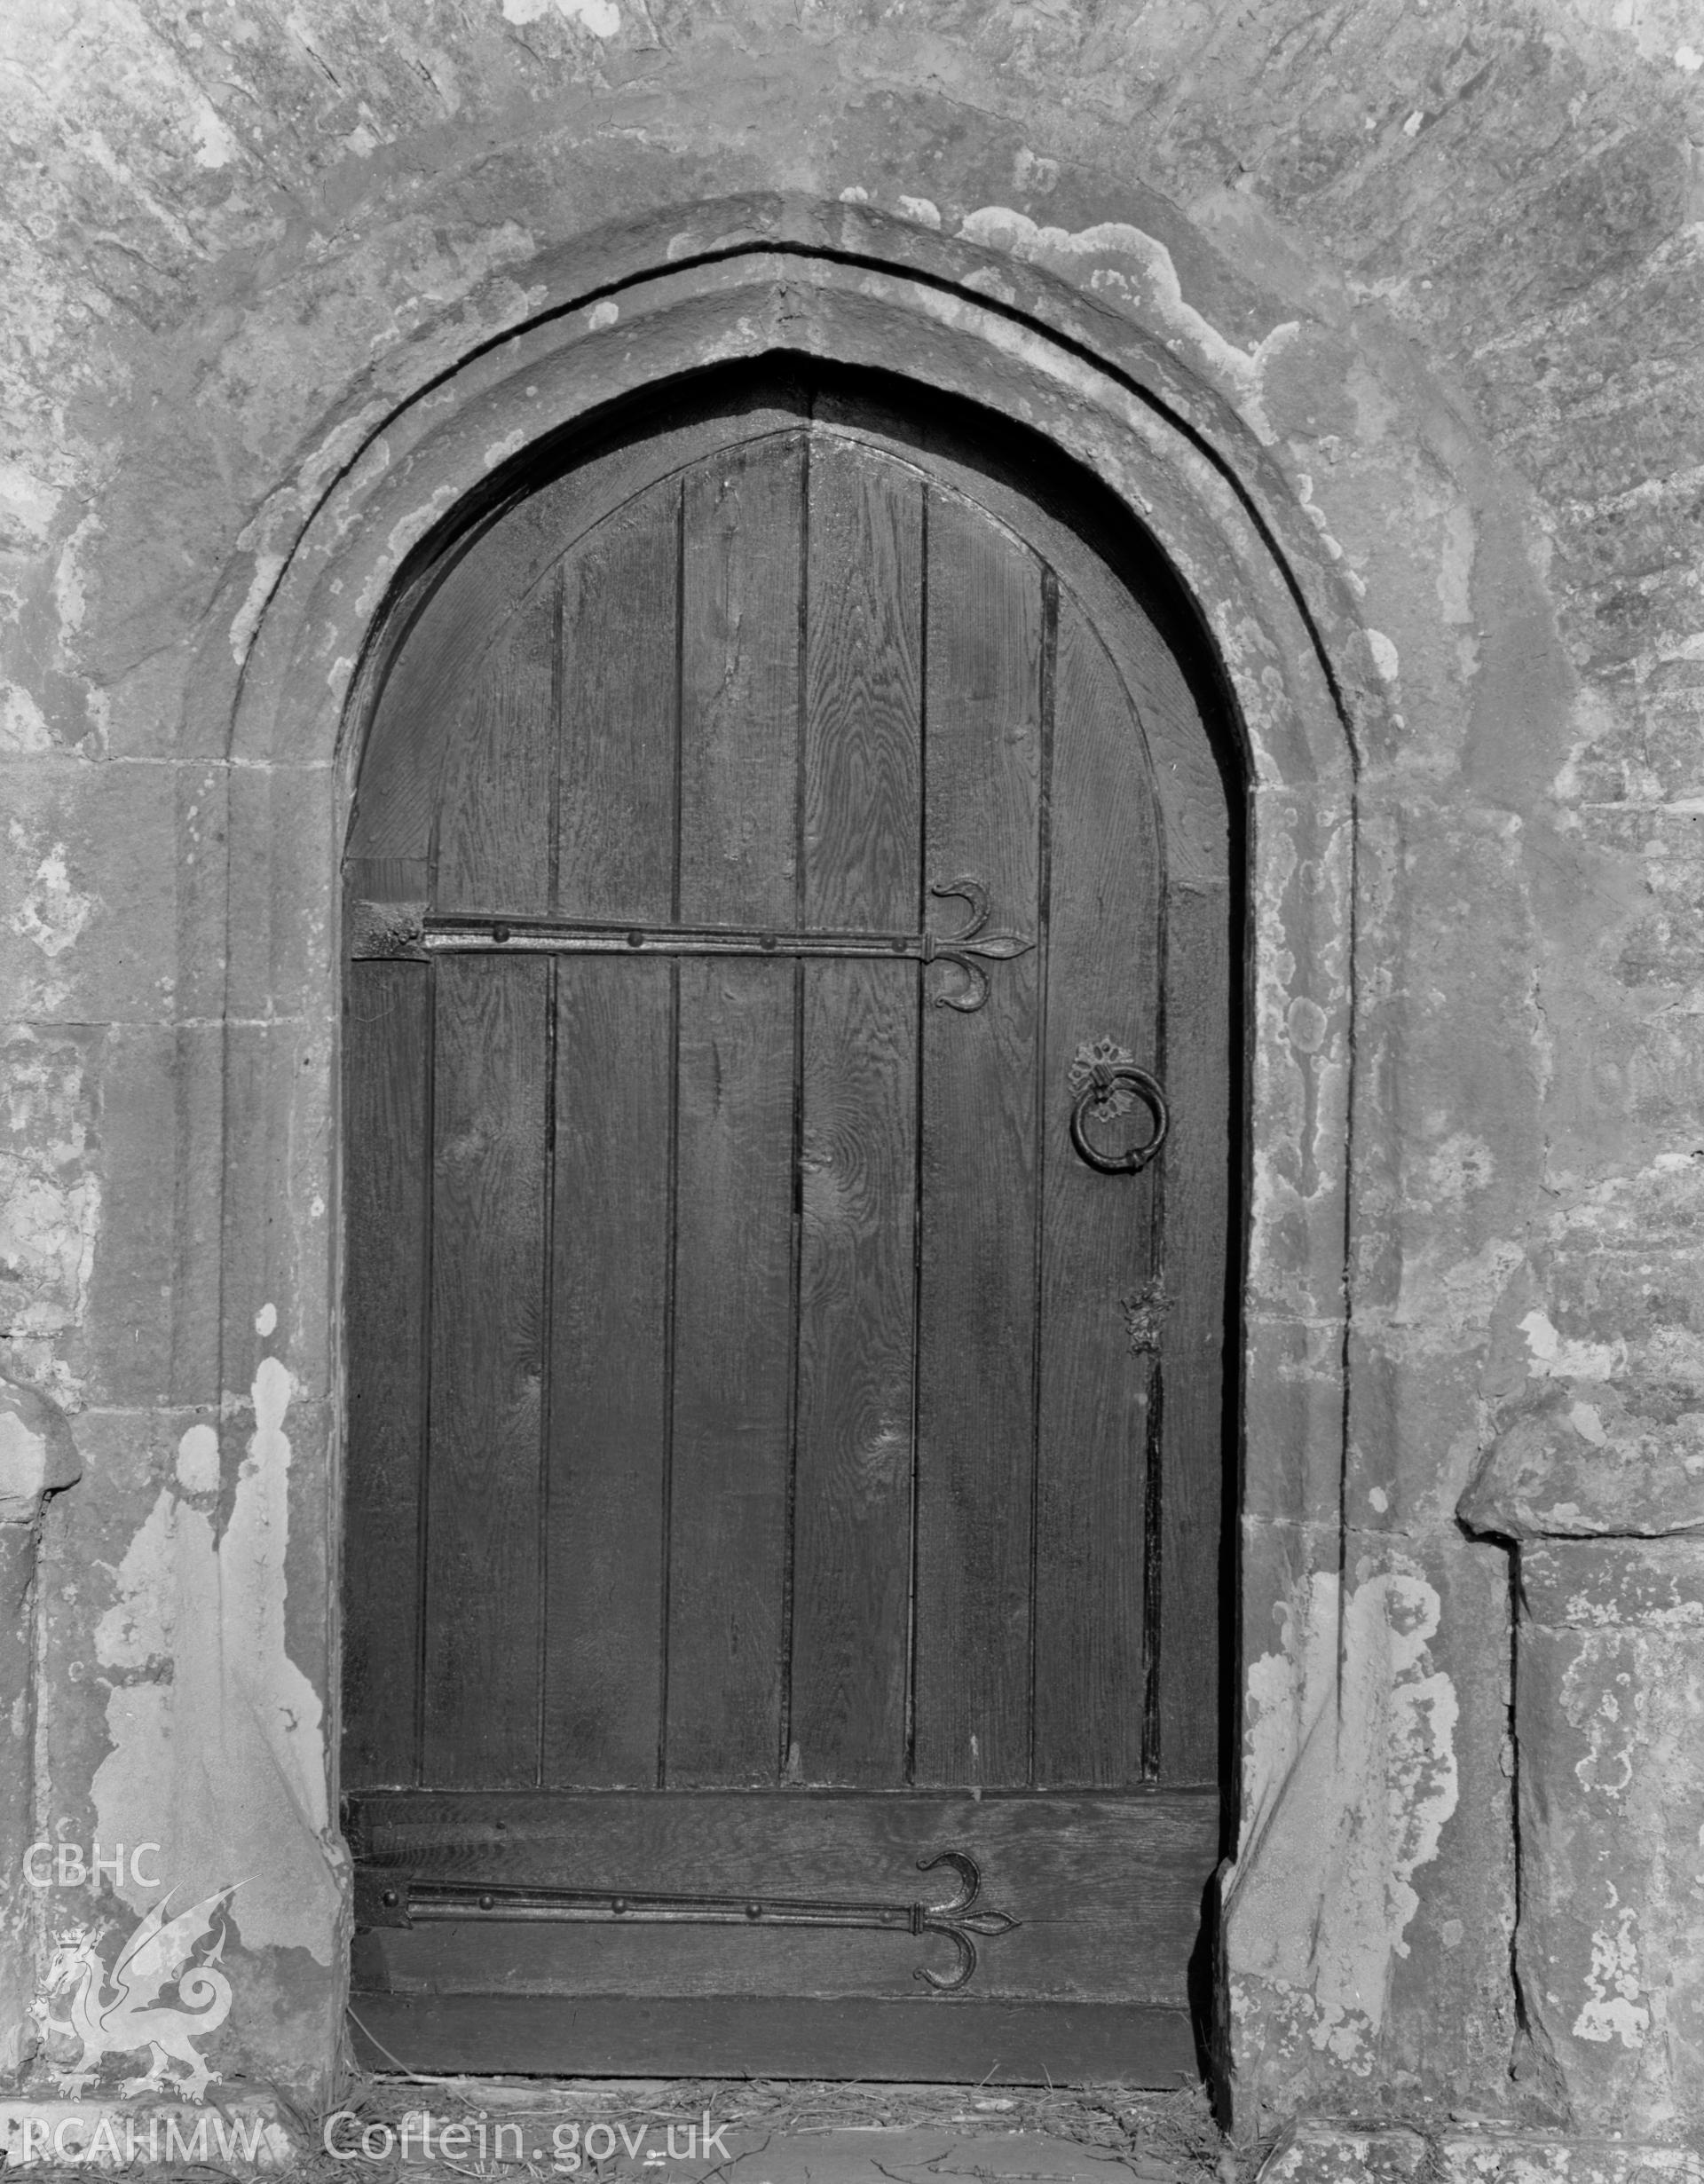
[924,878,1036,1013]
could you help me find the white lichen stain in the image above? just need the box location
[1291,473,1357,579]
[354,485,463,623]
[1366,629,1401,684]
[227,553,287,666]
[1393,1235,1525,1357]
[0,462,62,553]
[190,96,236,170]
[1420,1133,1495,1206]
[501,0,620,30]
[12,844,93,960]
[1573,1897,1649,2047]
[52,511,101,644]
[1564,1643,1640,1794]
[482,430,527,471]
[0,1168,99,1346]
[1286,997,1328,1053]
[173,1424,219,1495]
[91,1363,336,1960]
[897,196,943,229]
[1520,1307,1628,1382]
[0,1031,100,1396]
[0,685,55,754]
[1569,1400,1609,1446]
[588,299,619,331]
[1227,1560,1460,2064]
[955,207,1299,444]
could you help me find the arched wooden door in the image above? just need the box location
[342,374,1235,2083]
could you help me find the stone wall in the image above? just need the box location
[2,0,1702,2168]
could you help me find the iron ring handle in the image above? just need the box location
[1069,1063,1169,1175]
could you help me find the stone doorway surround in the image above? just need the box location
[209,197,1367,2129]
[13,193,1659,2178]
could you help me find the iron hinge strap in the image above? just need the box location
[353,1849,1018,1994]
[348,880,1032,1013]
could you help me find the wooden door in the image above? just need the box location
[342,376,1234,2084]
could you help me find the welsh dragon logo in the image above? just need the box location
[35,1887,238,2101]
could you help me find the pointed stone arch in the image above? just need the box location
[193,197,1376,2118]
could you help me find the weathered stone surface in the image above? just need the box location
[1506,1539,1704,2137]
[0,1379,80,2081]
[1266,2125,1704,2183]
[1258,2120,1429,2181]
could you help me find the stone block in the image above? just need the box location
[1262,2127,1704,2183]
[1227,1530,1511,2118]
[1348,1336,1486,1535]
[1245,785,1353,1327]
[224,761,336,1029]
[0,1022,103,1398]
[1242,1313,1346,1526]
[1258,2121,1429,2180]
[0,756,226,1027]
[217,1021,335,1407]
[78,1025,225,1409]
[1512,1537,1704,2137]
[1438,2135,1704,2182]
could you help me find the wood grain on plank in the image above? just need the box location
[665,959,796,1784]
[1032,597,1164,1787]
[801,438,923,929]
[350,401,810,872]
[557,481,681,924]
[679,438,805,927]
[913,491,1044,1790]
[343,958,430,1786]
[789,958,918,1786]
[344,856,429,910]
[345,1992,1202,2087]
[435,583,556,916]
[422,956,549,1786]
[543,958,674,1787]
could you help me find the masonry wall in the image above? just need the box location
[3,0,1703,2161]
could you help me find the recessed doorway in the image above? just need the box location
[340,366,1239,2085]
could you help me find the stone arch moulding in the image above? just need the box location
[207,197,1373,2119]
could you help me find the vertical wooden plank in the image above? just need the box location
[913,493,1044,1790]
[789,958,918,1786]
[343,958,430,1786]
[665,959,797,1784]
[801,438,923,929]
[542,958,674,1786]
[1033,600,1164,1787]
[678,438,804,926]
[1155,879,1231,1784]
[435,586,556,916]
[422,956,549,1786]
[557,481,681,924]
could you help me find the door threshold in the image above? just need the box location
[335,2070,1224,2181]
